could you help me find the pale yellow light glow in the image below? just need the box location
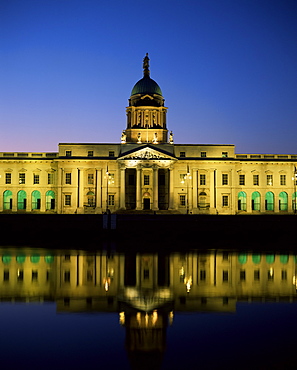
[169,311,174,325]
[184,276,192,293]
[119,312,125,325]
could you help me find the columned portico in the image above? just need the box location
[120,165,126,209]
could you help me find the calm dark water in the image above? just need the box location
[0,247,296,369]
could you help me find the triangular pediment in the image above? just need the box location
[118,145,176,161]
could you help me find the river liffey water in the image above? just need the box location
[0,246,296,369]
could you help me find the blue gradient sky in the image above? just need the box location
[1,0,296,154]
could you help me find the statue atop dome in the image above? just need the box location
[143,53,150,77]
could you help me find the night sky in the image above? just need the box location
[1,0,296,154]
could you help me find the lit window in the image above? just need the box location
[19,173,25,184]
[222,152,228,158]
[33,174,39,184]
[108,194,115,206]
[280,175,286,185]
[180,194,186,206]
[222,195,229,207]
[144,175,150,185]
[180,174,186,184]
[109,151,115,157]
[65,173,71,184]
[222,174,228,185]
[65,194,71,206]
[239,174,245,186]
[253,174,259,186]
[267,174,273,186]
[180,152,186,157]
[5,173,11,184]
[201,152,206,158]
[108,173,115,185]
[65,151,72,157]
[48,173,53,184]
[200,174,206,186]
[88,151,94,157]
[88,174,94,184]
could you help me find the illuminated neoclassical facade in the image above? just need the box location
[0,54,297,214]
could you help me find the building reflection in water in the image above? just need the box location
[0,248,296,369]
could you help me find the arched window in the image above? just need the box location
[16,255,26,263]
[17,190,27,210]
[238,191,247,211]
[32,190,41,210]
[2,255,11,264]
[3,190,12,210]
[30,254,40,263]
[46,190,55,210]
[265,192,274,211]
[280,255,288,264]
[238,253,247,264]
[266,254,275,264]
[279,192,288,211]
[87,191,95,207]
[45,255,54,264]
[252,191,261,211]
[252,254,261,264]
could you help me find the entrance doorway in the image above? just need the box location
[143,198,150,210]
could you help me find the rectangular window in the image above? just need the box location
[65,173,71,184]
[268,268,274,281]
[48,173,53,184]
[222,195,229,207]
[180,174,186,184]
[222,152,228,158]
[240,270,246,281]
[65,194,71,206]
[143,269,150,279]
[200,174,206,186]
[222,174,228,185]
[254,269,260,281]
[65,151,72,157]
[32,270,38,281]
[267,174,273,186]
[17,269,24,282]
[88,151,94,157]
[201,152,206,158]
[33,174,40,184]
[180,152,186,158]
[109,151,115,157]
[5,173,11,184]
[19,173,25,184]
[108,194,115,206]
[253,174,259,186]
[222,252,229,261]
[180,195,186,206]
[280,174,286,185]
[144,175,150,185]
[64,271,70,283]
[108,173,115,185]
[223,270,229,282]
[200,270,206,281]
[3,270,9,282]
[88,174,94,184]
[239,174,245,186]
[281,270,287,281]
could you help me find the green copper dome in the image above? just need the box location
[131,75,162,96]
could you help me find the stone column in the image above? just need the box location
[78,168,84,211]
[95,169,102,211]
[120,165,126,209]
[210,169,216,213]
[152,165,159,210]
[192,169,198,211]
[136,165,142,210]
[168,167,174,209]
